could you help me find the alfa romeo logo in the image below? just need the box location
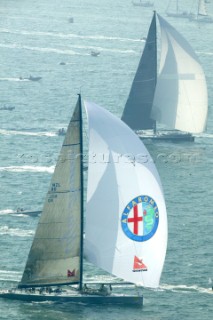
[121,195,159,242]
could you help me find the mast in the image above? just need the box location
[78,93,84,291]
[166,1,170,12]
[153,10,157,134]
[197,0,200,19]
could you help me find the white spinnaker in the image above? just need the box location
[152,14,208,133]
[84,101,167,288]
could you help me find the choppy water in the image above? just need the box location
[0,0,212,319]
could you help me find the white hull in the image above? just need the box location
[136,130,195,142]
[132,1,153,7]
[166,12,190,18]
[189,15,213,23]
[12,210,42,217]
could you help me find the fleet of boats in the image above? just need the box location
[0,3,210,307]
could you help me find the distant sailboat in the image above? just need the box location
[0,95,167,305]
[132,1,154,7]
[189,0,213,23]
[166,0,191,18]
[122,11,208,142]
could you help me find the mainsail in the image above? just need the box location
[151,14,208,133]
[19,99,83,288]
[121,13,157,130]
[85,101,167,288]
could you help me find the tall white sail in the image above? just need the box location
[151,14,208,133]
[19,99,82,288]
[198,0,207,16]
[84,101,167,288]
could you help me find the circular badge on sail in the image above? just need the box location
[121,195,159,242]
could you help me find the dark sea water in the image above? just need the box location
[0,0,212,319]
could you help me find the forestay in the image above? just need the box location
[84,101,167,288]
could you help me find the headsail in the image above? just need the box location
[121,12,157,130]
[84,101,167,288]
[151,14,208,133]
[19,98,83,288]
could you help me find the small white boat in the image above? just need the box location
[91,50,100,57]
[28,75,42,81]
[13,208,42,217]
[132,1,154,7]
[19,75,42,81]
[68,17,74,23]
[58,128,66,136]
[0,105,15,111]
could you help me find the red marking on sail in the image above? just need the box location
[127,205,143,235]
[133,256,147,271]
[67,269,75,277]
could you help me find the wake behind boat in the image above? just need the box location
[0,95,167,306]
[121,11,208,142]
